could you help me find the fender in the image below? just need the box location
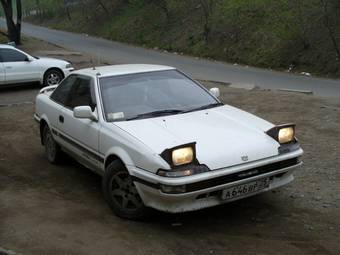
[105,147,135,172]
[104,146,170,175]
[38,115,52,132]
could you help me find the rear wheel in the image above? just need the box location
[43,126,63,164]
[102,161,149,220]
[43,69,64,87]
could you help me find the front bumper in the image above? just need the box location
[129,148,303,213]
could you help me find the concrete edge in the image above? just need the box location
[198,79,315,95]
[278,88,313,95]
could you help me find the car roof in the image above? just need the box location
[0,44,16,49]
[72,64,176,77]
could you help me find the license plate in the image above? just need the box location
[222,178,270,200]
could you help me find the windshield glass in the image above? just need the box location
[99,70,219,121]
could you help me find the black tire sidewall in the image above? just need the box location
[43,125,61,164]
[102,161,149,220]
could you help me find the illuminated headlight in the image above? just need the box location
[172,147,193,166]
[278,126,295,144]
[159,143,210,177]
[266,124,296,144]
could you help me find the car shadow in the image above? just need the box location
[0,82,40,92]
[60,155,283,229]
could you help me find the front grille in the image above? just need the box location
[186,157,300,192]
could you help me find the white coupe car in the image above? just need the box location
[0,44,74,87]
[34,64,303,219]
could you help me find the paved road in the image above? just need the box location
[2,21,340,98]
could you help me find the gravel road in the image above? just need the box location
[1,86,340,255]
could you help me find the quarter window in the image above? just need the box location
[0,49,27,62]
[50,75,77,105]
[66,76,96,110]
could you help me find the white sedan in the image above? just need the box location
[34,64,303,219]
[0,44,74,87]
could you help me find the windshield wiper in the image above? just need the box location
[183,102,224,113]
[126,109,184,121]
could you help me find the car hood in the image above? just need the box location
[115,105,280,170]
[35,57,69,66]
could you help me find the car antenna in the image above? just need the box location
[90,59,96,70]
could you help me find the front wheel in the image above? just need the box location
[43,69,64,87]
[102,161,150,220]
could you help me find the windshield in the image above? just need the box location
[99,70,220,121]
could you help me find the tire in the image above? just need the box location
[102,161,150,220]
[43,126,63,164]
[43,69,64,87]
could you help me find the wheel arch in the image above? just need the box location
[104,147,135,173]
[105,154,124,169]
[39,117,50,145]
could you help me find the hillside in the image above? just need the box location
[23,0,340,77]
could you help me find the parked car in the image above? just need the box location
[0,44,74,87]
[34,64,303,219]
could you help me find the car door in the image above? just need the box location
[57,74,102,168]
[0,61,5,85]
[49,75,77,137]
[0,48,40,84]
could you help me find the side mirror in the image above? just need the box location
[25,57,33,62]
[209,87,220,98]
[73,106,98,121]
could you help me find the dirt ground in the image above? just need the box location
[0,39,339,255]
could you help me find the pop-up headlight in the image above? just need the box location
[266,124,296,144]
[172,147,194,166]
[158,143,209,177]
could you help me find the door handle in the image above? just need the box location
[59,115,64,123]
[5,66,12,69]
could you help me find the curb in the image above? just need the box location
[278,88,313,95]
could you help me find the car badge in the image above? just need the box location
[241,156,249,162]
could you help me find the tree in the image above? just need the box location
[148,0,170,20]
[98,0,110,16]
[319,0,340,59]
[1,0,22,44]
[199,0,215,44]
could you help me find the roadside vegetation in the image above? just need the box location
[21,0,340,77]
[0,30,8,43]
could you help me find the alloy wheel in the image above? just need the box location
[109,171,143,211]
[46,72,62,86]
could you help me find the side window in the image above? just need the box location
[66,76,96,110]
[0,49,27,62]
[50,75,77,105]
